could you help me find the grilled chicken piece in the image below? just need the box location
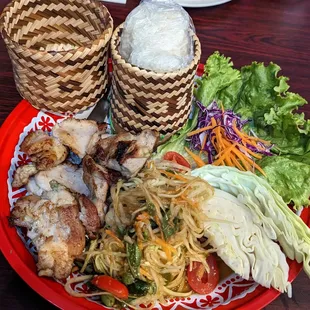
[10,194,85,279]
[82,156,109,224]
[26,163,90,197]
[20,130,68,170]
[52,119,105,158]
[78,195,101,239]
[94,130,158,178]
[12,164,38,188]
[37,240,73,279]
[9,195,42,229]
[86,124,110,156]
[44,188,101,239]
[42,188,76,206]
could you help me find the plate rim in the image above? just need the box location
[175,0,231,8]
[0,99,307,310]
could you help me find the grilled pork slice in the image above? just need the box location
[26,163,90,197]
[12,164,38,188]
[10,194,85,279]
[20,130,68,170]
[52,119,106,158]
[94,129,159,178]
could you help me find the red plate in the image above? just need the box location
[0,72,309,309]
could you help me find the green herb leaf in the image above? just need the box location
[146,202,156,217]
[161,210,179,241]
[117,226,128,238]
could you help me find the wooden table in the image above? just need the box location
[0,0,309,309]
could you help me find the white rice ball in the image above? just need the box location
[119,0,194,73]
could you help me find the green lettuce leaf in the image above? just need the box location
[284,152,310,165]
[195,51,241,108]
[258,156,310,208]
[232,62,309,155]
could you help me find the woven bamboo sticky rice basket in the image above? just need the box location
[0,0,113,113]
[110,23,201,135]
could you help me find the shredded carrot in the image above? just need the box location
[137,241,143,251]
[180,194,199,208]
[215,141,237,159]
[251,160,267,176]
[215,125,225,150]
[247,135,271,144]
[154,215,164,240]
[186,105,270,175]
[230,147,252,170]
[154,237,177,262]
[213,140,235,167]
[140,267,152,279]
[230,154,246,171]
[134,222,146,251]
[185,147,205,167]
[210,135,218,153]
[224,155,235,167]
[134,221,144,241]
[238,144,262,159]
[231,147,266,176]
[105,230,124,248]
[136,212,150,222]
[210,117,217,127]
[159,170,188,182]
[201,132,208,151]
[146,161,154,169]
[187,125,214,137]
[232,120,270,145]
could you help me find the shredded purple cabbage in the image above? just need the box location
[190,101,273,163]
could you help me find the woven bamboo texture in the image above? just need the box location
[110,24,201,135]
[0,0,113,113]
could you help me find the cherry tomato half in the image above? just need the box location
[163,151,191,168]
[187,254,219,295]
[91,275,129,300]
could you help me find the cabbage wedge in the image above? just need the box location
[192,165,310,284]
[202,189,290,295]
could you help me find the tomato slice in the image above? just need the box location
[91,275,129,300]
[187,254,219,295]
[163,151,191,168]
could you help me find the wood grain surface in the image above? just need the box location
[0,0,309,309]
